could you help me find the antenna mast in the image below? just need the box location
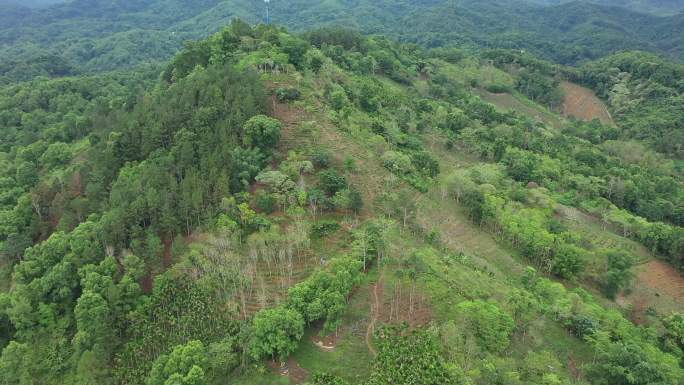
[264,0,270,24]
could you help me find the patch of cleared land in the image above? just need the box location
[477,90,564,128]
[561,81,615,126]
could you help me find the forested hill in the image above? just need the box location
[0,0,261,80]
[0,0,66,7]
[371,0,684,64]
[530,0,684,15]
[1,21,683,385]
[2,0,683,83]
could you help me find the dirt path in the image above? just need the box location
[365,268,384,357]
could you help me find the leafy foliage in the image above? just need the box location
[367,325,464,385]
[250,307,305,361]
[454,300,515,353]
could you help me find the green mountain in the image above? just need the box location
[530,0,684,15]
[1,0,683,84]
[0,0,66,7]
[0,20,683,385]
[1,1,684,385]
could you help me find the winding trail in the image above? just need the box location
[365,267,384,357]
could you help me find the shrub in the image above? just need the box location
[275,87,301,102]
[318,169,347,195]
[255,192,278,214]
[250,307,305,361]
[455,300,514,353]
[311,220,341,238]
[311,150,332,168]
[242,115,282,150]
[568,315,598,338]
[485,83,512,93]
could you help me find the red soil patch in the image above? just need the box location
[381,282,433,327]
[561,81,614,126]
[568,353,582,381]
[364,270,434,357]
[267,358,309,384]
[141,273,153,294]
[617,259,684,324]
[162,236,173,268]
[636,260,684,301]
[266,83,301,154]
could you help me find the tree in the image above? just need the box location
[146,341,208,385]
[250,307,304,361]
[39,142,71,169]
[14,162,38,187]
[601,250,634,299]
[507,289,537,338]
[242,115,282,151]
[551,243,584,279]
[256,170,297,209]
[73,291,112,353]
[662,313,684,359]
[348,188,363,214]
[586,336,681,385]
[454,300,514,353]
[318,169,347,195]
[0,341,32,385]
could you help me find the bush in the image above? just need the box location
[242,115,282,150]
[568,315,598,338]
[250,307,305,361]
[311,373,351,385]
[311,220,341,238]
[485,83,512,93]
[381,151,413,175]
[455,300,514,353]
[311,150,331,168]
[275,87,301,102]
[318,169,347,195]
[255,192,278,214]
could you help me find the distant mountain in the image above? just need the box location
[529,0,684,15]
[0,0,66,7]
[0,0,681,81]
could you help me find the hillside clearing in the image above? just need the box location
[561,81,615,125]
[477,89,565,128]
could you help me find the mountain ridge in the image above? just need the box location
[1,0,682,83]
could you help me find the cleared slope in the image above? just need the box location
[560,81,615,125]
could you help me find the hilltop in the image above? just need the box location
[0,21,683,385]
